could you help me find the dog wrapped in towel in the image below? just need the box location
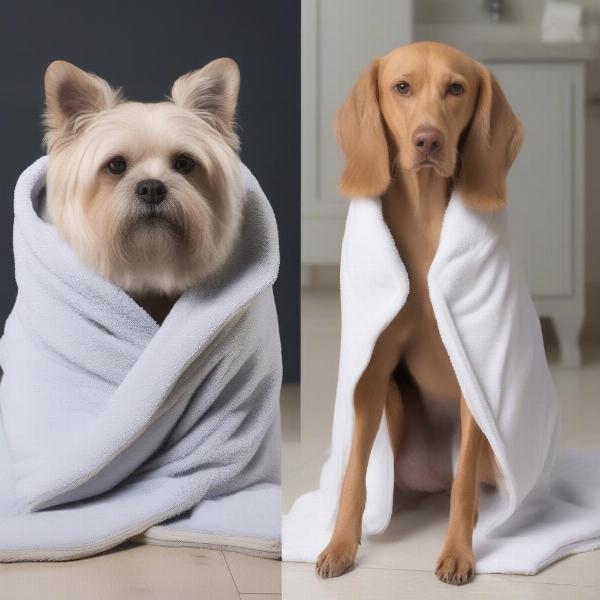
[284,191,600,574]
[0,155,282,560]
[284,42,600,577]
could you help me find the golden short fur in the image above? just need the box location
[43,59,242,299]
[335,42,522,209]
[316,42,523,585]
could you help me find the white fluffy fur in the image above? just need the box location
[43,59,242,294]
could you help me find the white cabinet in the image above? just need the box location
[301,0,414,265]
[490,62,585,367]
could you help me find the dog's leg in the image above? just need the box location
[316,337,401,578]
[435,394,483,586]
[385,377,404,462]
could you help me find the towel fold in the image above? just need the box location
[0,156,282,561]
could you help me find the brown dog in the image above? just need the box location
[316,42,523,585]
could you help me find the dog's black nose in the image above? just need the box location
[413,126,444,158]
[135,179,168,205]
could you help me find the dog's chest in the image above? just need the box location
[397,282,461,402]
[392,280,462,493]
[386,217,461,403]
[131,292,178,325]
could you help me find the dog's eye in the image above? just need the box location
[395,81,411,95]
[448,82,465,96]
[107,156,127,175]
[173,154,195,174]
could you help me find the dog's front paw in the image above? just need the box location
[435,549,475,586]
[316,539,358,578]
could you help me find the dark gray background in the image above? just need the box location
[0,1,300,382]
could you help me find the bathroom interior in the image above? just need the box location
[284,1,600,597]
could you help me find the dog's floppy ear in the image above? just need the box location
[456,62,523,212]
[44,61,120,147]
[335,59,390,199]
[171,58,240,151]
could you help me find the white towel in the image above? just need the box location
[283,193,600,574]
[541,1,584,44]
[0,156,282,561]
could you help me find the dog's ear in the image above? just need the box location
[456,62,523,212]
[335,59,390,199]
[171,58,240,151]
[44,61,120,147]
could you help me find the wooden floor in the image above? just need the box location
[0,542,281,600]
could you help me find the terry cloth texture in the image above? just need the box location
[0,156,282,561]
[283,194,600,574]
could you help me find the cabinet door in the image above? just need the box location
[490,64,576,296]
[301,0,413,264]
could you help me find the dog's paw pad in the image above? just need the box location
[315,543,357,579]
[435,553,474,586]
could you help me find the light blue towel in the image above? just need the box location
[0,156,282,560]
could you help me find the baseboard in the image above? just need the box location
[301,265,339,290]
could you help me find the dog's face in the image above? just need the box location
[43,59,242,295]
[377,44,479,178]
[335,42,523,212]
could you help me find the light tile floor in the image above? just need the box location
[0,542,283,600]
[281,288,600,600]
[0,386,300,600]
